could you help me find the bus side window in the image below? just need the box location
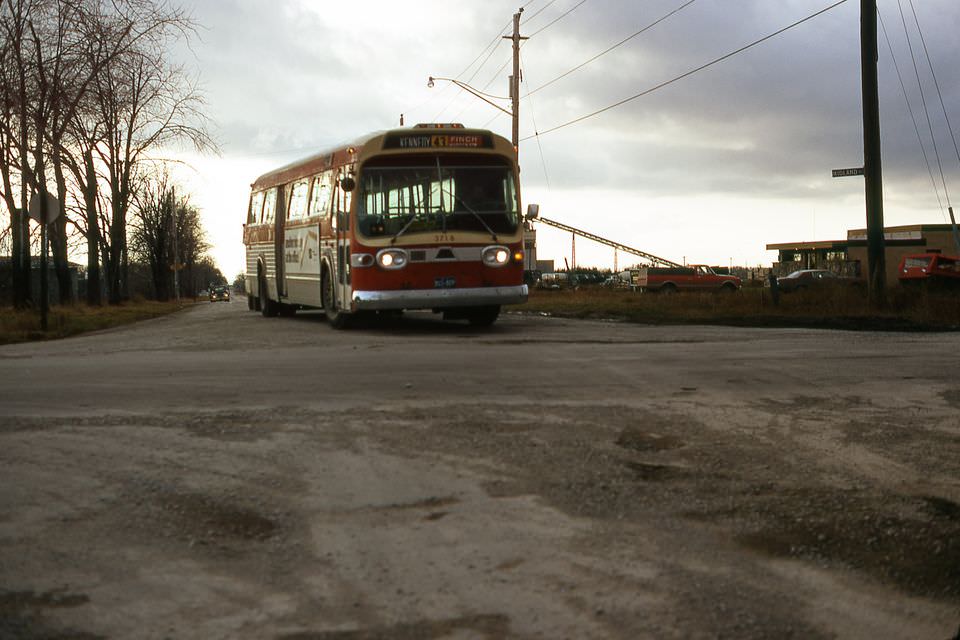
[309,172,331,218]
[263,188,277,223]
[288,179,309,220]
[249,191,265,224]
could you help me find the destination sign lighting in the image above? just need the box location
[383,133,493,150]
[413,123,465,129]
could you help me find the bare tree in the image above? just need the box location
[172,196,207,298]
[1,0,215,309]
[0,0,37,308]
[129,174,209,301]
[129,171,173,300]
[90,4,214,304]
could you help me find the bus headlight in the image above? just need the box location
[376,248,408,269]
[482,245,511,267]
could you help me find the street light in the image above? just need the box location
[426,76,512,117]
[426,9,525,151]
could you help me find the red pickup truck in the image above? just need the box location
[898,253,960,287]
[633,265,741,293]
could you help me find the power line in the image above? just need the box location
[476,0,590,97]
[521,0,559,26]
[528,0,590,39]
[462,26,514,87]
[879,10,946,218]
[521,52,551,190]
[521,0,850,142]
[527,0,700,97]
[472,0,592,125]
[432,22,512,121]
[479,53,514,94]
[897,0,951,208]
[908,0,960,179]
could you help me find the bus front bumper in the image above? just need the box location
[352,284,528,311]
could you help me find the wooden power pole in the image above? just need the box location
[861,0,886,304]
[504,8,527,154]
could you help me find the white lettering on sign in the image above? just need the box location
[832,167,864,178]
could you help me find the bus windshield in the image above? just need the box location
[357,155,519,238]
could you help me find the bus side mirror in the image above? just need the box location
[340,177,356,192]
[525,203,539,220]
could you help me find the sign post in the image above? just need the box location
[28,191,61,331]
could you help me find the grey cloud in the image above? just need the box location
[175,0,959,209]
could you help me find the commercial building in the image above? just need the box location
[767,223,960,284]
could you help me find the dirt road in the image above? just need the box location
[1,300,958,639]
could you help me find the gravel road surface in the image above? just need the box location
[1,299,958,639]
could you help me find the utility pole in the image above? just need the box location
[861,0,886,305]
[172,186,181,306]
[504,8,527,153]
[40,210,49,331]
[949,206,960,254]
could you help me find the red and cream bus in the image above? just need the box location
[243,123,528,328]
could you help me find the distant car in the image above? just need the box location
[210,286,231,302]
[776,269,857,293]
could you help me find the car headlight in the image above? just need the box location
[376,248,408,269]
[482,245,511,267]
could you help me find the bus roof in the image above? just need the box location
[250,125,513,192]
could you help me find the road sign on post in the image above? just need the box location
[832,167,864,178]
[28,191,62,332]
[28,191,61,223]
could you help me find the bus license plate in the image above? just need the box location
[434,276,456,289]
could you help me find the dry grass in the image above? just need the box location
[0,300,191,345]
[513,285,960,331]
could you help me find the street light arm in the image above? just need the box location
[428,76,513,117]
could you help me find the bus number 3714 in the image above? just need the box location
[242,123,529,328]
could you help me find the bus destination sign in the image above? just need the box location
[384,133,493,150]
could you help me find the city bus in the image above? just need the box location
[243,123,528,328]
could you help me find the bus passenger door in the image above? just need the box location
[274,185,287,298]
[332,171,352,309]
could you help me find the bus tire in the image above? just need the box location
[467,305,500,327]
[247,294,255,311]
[259,273,279,317]
[279,303,297,317]
[322,268,351,329]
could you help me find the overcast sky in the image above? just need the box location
[165,0,960,276]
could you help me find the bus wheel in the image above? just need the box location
[247,294,255,311]
[322,269,351,329]
[467,305,500,327]
[259,274,279,317]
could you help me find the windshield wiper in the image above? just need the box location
[390,214,419,245]
[443,187,498,242]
